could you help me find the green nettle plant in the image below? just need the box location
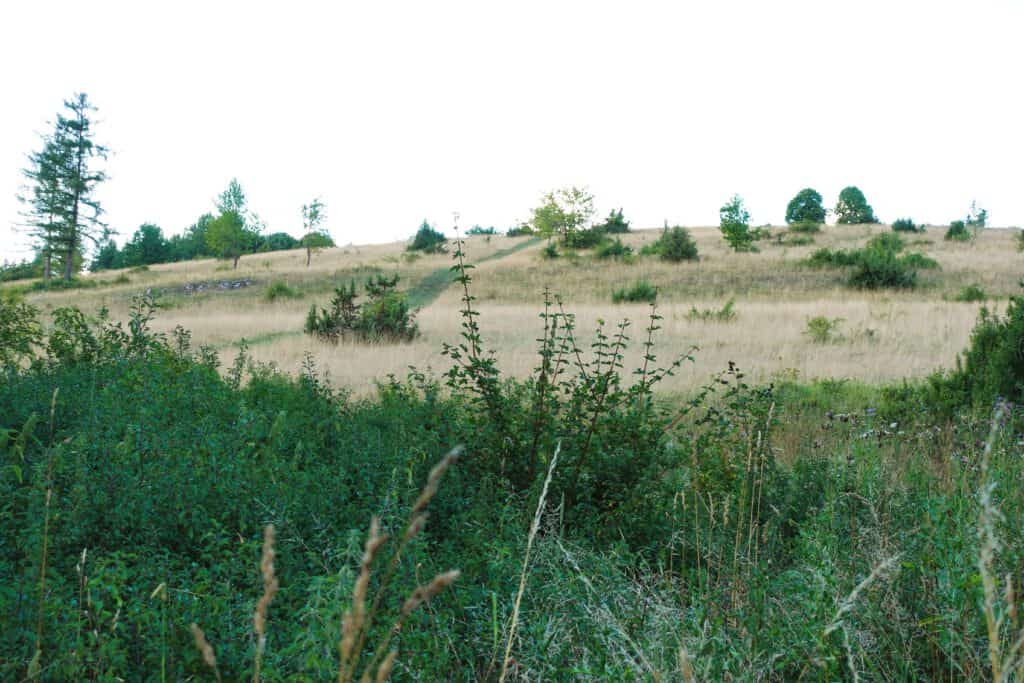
[305,274,419,342]
[834,186,877,224]
[785,188,827,225]
[719,194,755,252]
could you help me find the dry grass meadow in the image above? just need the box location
[18,225,1021,396]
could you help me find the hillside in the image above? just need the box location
[5,223,1024,680]
[15,224,1020,394]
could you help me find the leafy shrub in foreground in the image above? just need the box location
[0,295,42,368]
[942,294,1024,408]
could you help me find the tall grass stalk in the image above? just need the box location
[976,403,1024,682]
[253,524,278,682]
[499,441,560,683]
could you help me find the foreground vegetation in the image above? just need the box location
[3,240,1024,680]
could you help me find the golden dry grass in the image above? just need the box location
[17,225,1020,396]
[240,297,992,397]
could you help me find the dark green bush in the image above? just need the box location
[954,284,987,302]
[594,208,630,234]
[942,295,1024,407]
[645,225,699,262]
[408,220,447,253]
[466,225,497,235]
[594,237,634,260]
[788,220,821,234]
[612,279,657,303]
[257,231,300,252]
[264,280,301,301]
[945,220,970,241]
[866,232,905,252]
[899,252,940,269]
[305,274,418,342]
[807,236,934,289]
[891,217,922,233]
[563,226,605,249]
[26,277,99,292]
[847,247,917,289]
[506,223,534,236]
[807,248,860,268]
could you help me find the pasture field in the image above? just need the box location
[16,225,1019,396]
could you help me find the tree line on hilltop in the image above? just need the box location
[3,92,994,284]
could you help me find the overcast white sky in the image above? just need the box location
[1,0,1021,262]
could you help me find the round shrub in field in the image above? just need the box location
[892,217,922,233]
[847,247,917,289]
[654,225,699,262]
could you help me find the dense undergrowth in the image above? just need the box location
[2,240,1024,680]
